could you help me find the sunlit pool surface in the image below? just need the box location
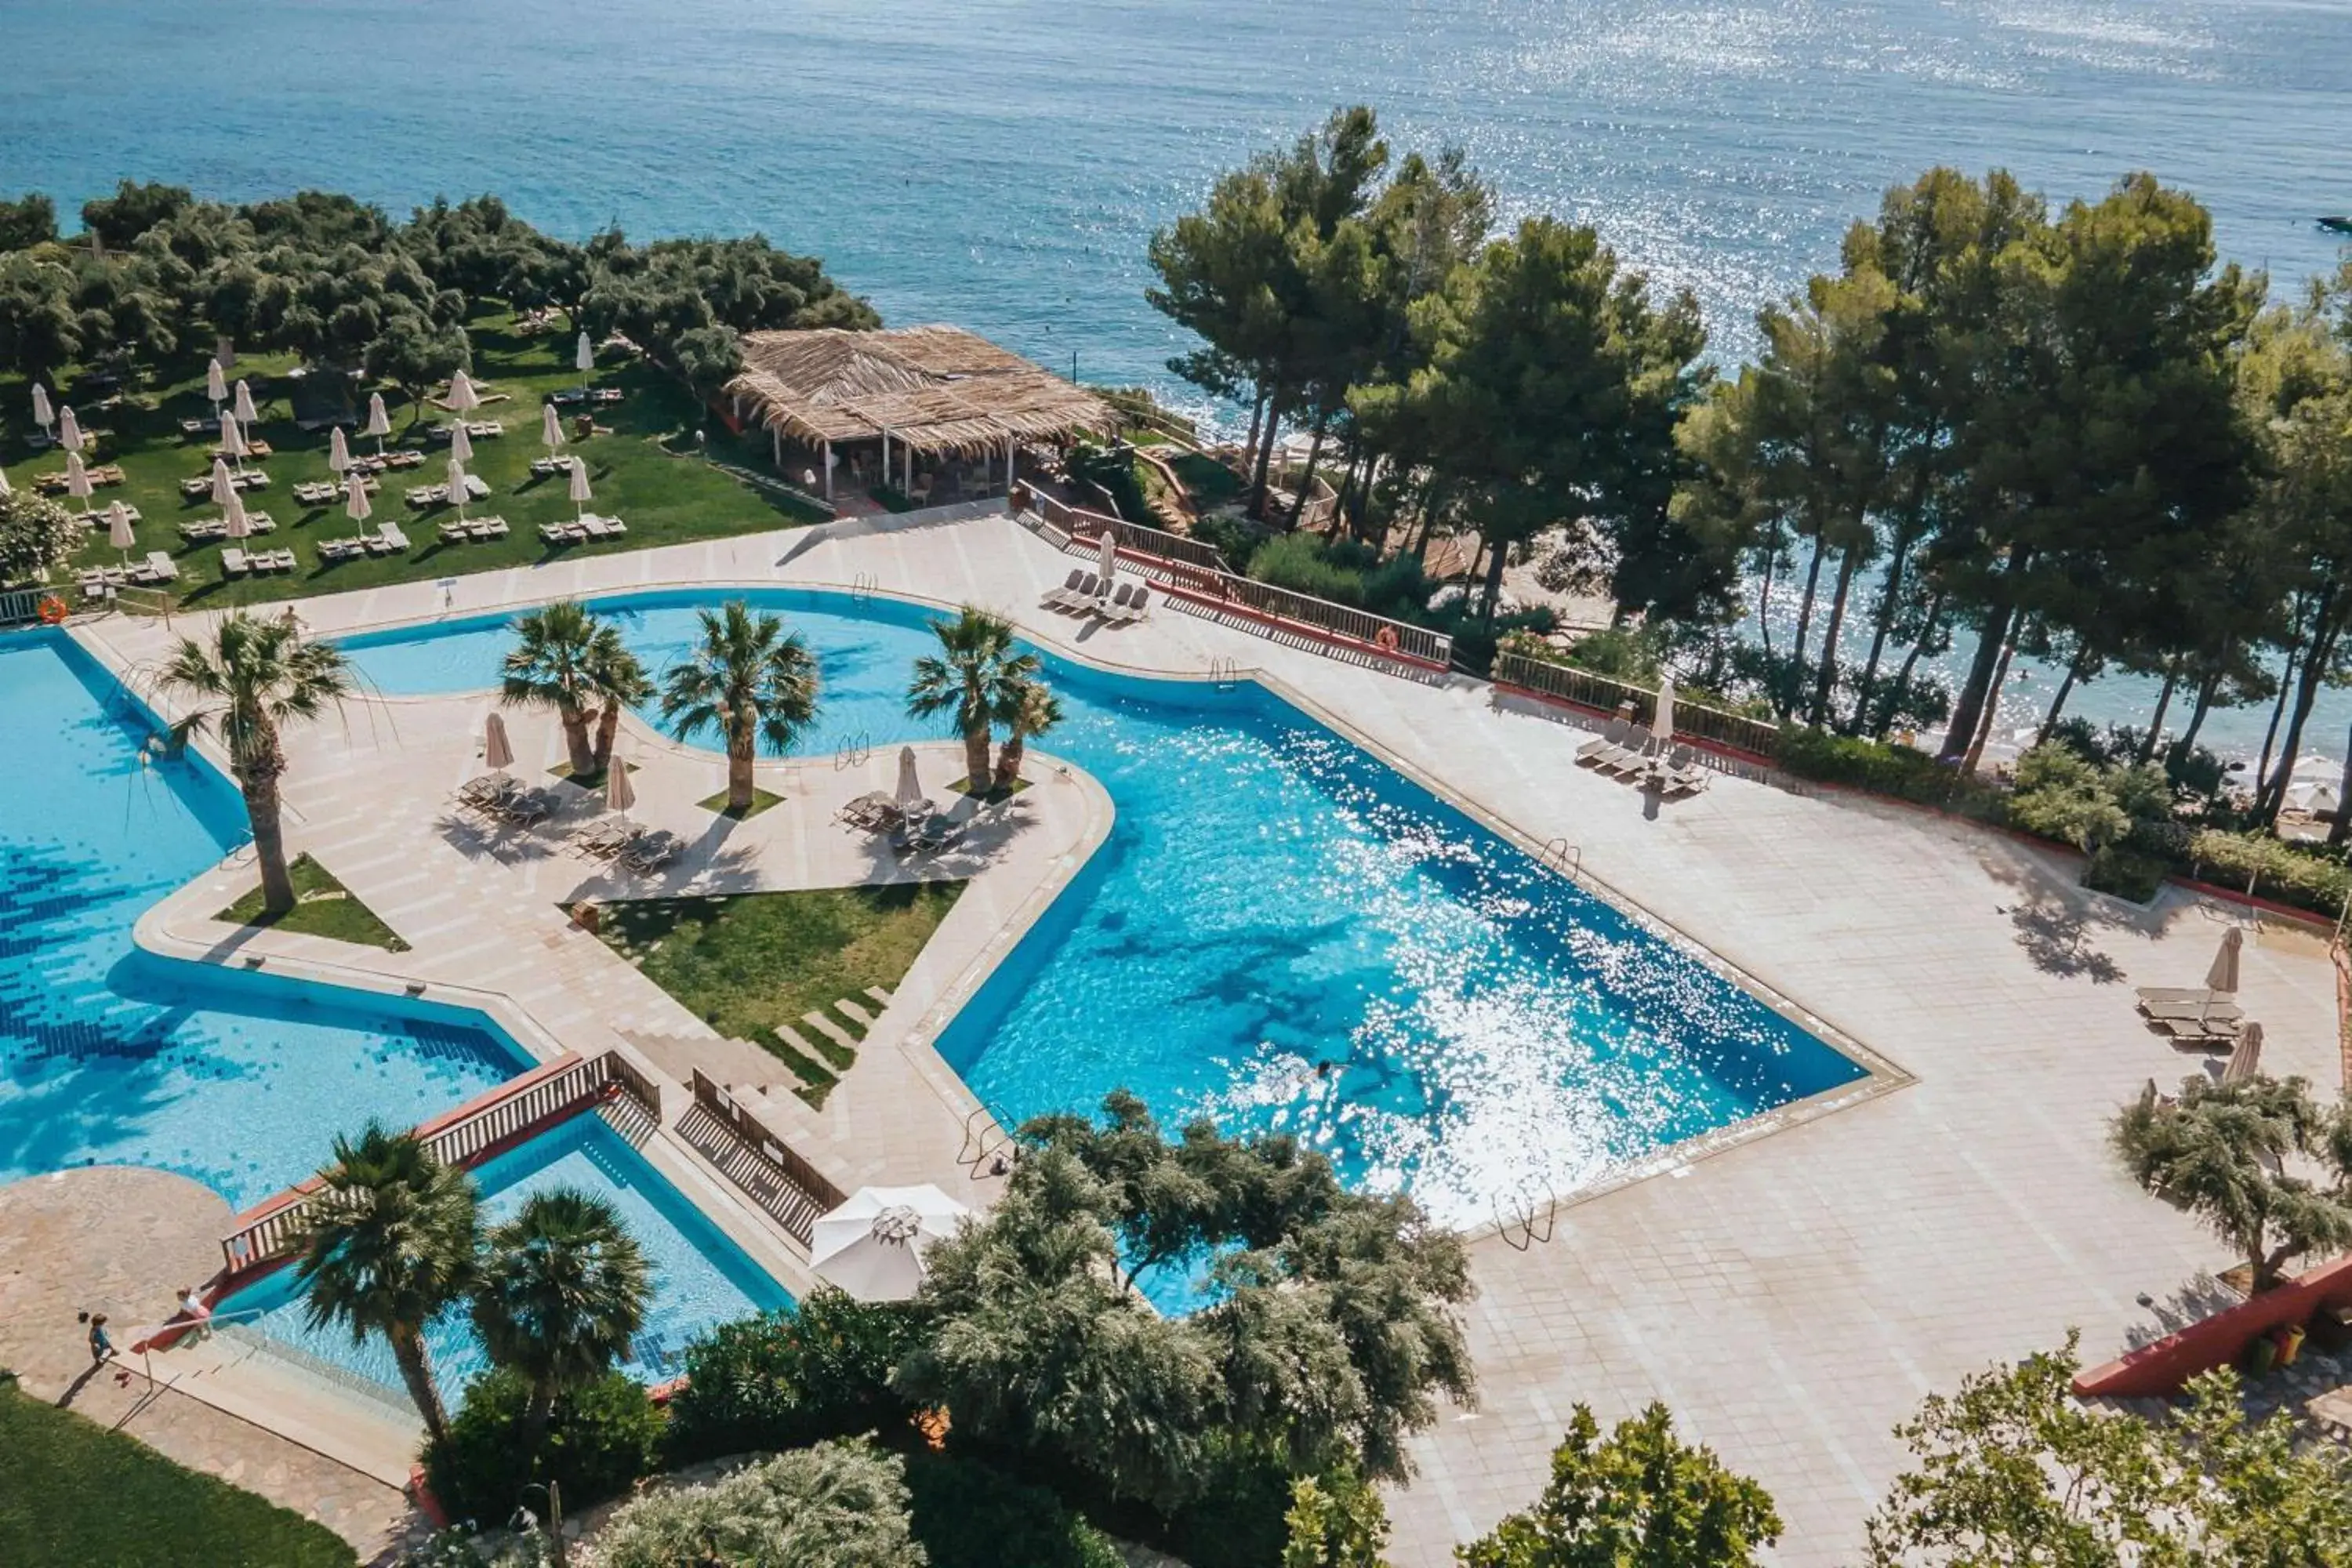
[346,589,1867,1229]
[0,630,789,1381]
[218,1114,790,1395]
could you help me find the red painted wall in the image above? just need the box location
[2073,1254,2352,1398]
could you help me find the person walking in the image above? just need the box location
[83,1312,115,1367]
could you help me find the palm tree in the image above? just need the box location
[992,678,1064,792]
[288,1123,481,1444]
[659,600,822,811]
[501,600,640,779]
[907,605,1038,793]
[471,1188,650,1450]
[153,609,353,917]
[586,634,653,778]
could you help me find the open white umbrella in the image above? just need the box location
[364,392,391,455]
[2222,1020,2264,1085]
[106,501,136,557]
[448,423,474,465]
[232,377,259,430]
[894,745,926,815]
[575,331,594,376]
[446,370,481,414]
[205,358,227,414]
[604,757,636,814]
[568,456,593,520]
[1653,676,1677,746]
[540,401,564,452]
[31,383,54,436]
[809,1185,967,1301]
[1096,529,1118,600]
[57,406,82,453]
[446,456,470,520]
[344,472,373,526]
[484,712,515,773]
[219,410,248,469]
[64,452,93,510]
[210,459,237,507]
[328,426,351,475]
[223,487,252,540]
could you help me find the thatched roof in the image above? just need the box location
[726,325,1116,458]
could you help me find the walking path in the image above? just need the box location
[64,507,2349,1563]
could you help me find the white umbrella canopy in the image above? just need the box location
[31,383,53,430]
[1097,529,1118,594]
[343,472,373,524]
[57,406,82,452]
[1653,677,1677,746]
[540,401,564,451]
[2222,1020,2264,1084]
[2206,927,2244,996]
[328,426,351,474]
[575,332,594,375]
[232,378,259,428]
[210,459,237,507]
[446,370,481,413]
[809,1185,968,1302]
[205,358,227,409]
[446,456,470,518]
[223,488,252,540]
[484,711,515,772]
[2287,781,2341,816]
[895,746,924,814]
[568,456,593,517]
[106,501,136,552]
[604,758,637,813]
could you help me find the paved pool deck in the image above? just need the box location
[65,506,2348,1564]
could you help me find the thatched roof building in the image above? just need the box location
[726,325,1115,459]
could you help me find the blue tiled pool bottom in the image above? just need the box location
[346,589,1869,1229]
[220,1113,791,1394]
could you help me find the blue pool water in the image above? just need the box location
[219,1115,791,1393]
[345,590,1867,1226]
[0,630,788,1387]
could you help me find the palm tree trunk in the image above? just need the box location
[241,766,296,916]
[728,712,755,811]
[591,701,623,773]
[993,731,1028,792]
[560,702,595,777]
[391,1327,450,1446]
[965,723,993,793]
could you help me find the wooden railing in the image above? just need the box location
[1493,650,1782,761]
[687,1069,846,1243]
[1028,491,1231,572]
[1192,575,1451,667]
[220,1049,661,1272]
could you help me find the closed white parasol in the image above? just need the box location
[219,411,247,466]
[223,488,252,540]
[575,332,594,376]
[31,382,53,434]
[541,401,564,452]
[364,392,391,454]
[568,456,592,518]
[210,459,237,507]
[328,426,350,475]
[1097,529,1118,598]
[106,501,136,554]
[483,712,515,772]
[446,457,470,520]
[895,745,924,815]
[448,423,474,465]
[232,377,259,429]
[1653,676,1677,746]
[57,406,82,452]
[205,358,227,412]
[344,472,373,525]
[446,370,481,414]
[604,757,636,815]
[2222,1020,2264,1084]
[64,452,93,509]
[0,464,11,498]
[809,1185,968,1301]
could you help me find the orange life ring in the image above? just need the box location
[35,594,70,625]
[1374,626,1399,654]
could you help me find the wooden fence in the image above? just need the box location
[1493,649,1782,760]
[1027,490,1232,572]
[220,1050,659,1272]
[688,1069,847,1243]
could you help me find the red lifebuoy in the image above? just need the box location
[36,594,69,625]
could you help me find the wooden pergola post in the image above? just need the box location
[904,442,913,494]
[822,440,833,500]
[881,427,891,491]
[771,426,781,466]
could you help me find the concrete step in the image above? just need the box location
[799,1010,861,1067]
[834,997,876,1032]
[771,1023,837,1082]
[863,985,894,1007]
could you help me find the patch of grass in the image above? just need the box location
[943,775,1032,802]
[0,1379,358,1567]
[549,757,638,793]
[1167,448,1244,511]
[217,854,409,951]
[590,883,964,1071]
[0,308,826,612]
[695,786,783,821]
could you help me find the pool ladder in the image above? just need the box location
[849,572,879,603]
[1493,1180,1559,1252]
[1539,838,1581,883]
[956,1098,1024,1180]
[833,730,873,769]
[1207,656,1243,691]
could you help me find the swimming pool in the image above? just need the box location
[346,588,1868,1229]
[218,1113,792,1394]
[0,629,789,1379]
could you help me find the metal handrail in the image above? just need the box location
[1539,839,1581,881]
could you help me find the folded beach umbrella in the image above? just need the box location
[484,711,515,773]
[223,488,252,540]
[446,370,481,414]
[364,392,391,454]
[205,358,227,412]
[604,757,636,815]
[106,501,136,554]
[446,456,469,519]
[1097,529,1117,595]
[2206,927,2243,996]
[31,382,53,434]
[210,459,237,507]
[328,426,350,475]
[541,401,564,452]
[2222,1020,2263,1084]
[1653,676,1677,746]
[218,410,248,466]
[232,377,259,430]
[895,746,924,814]
[64,452,93,508]
[344,472,373,525]
[57,405,82,452]
[810,1185,967,1302]
[575,331,594,376]
[449,423,474,466]
[568,456,592,519]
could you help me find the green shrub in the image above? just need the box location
[2085,847,2170,903]
[592,1440,920,1568]
[1191,509,1266,573]
[1250,532,1370,607]
[664,1295,924,1465]
[1563,624,1667,685]
[1164,1439,1297,1568]
[902,1450,1123,1568]
[423,1368,663,1524]
[1772,728,2007,818]
[1068,437,1151,523]
[2186,829,2352,916]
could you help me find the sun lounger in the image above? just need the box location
[2138,995,2244,1022]
[2135,985,2228,1004]
[1097,582,1134,619]
[569,819,633,858]
[1650,744,1710,795]
[620,830,682,874]
[1594,725,1653,776]
[1057,572,1100,613]
[220,547,249,578]
[1112,586,1151,623]
[140,551,178,583]
[2151,1013,2243,1046]
[1577,719,1631,764]
[1043,568,1085,610]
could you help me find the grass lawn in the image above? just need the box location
[0,308,826,612]
[0,1381,358,1568]
[590,883,964,1089]
[696,785,784,821]
[217,854,409,950]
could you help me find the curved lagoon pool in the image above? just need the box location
[345,588,1867,1227]
[0,630,789,1392]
